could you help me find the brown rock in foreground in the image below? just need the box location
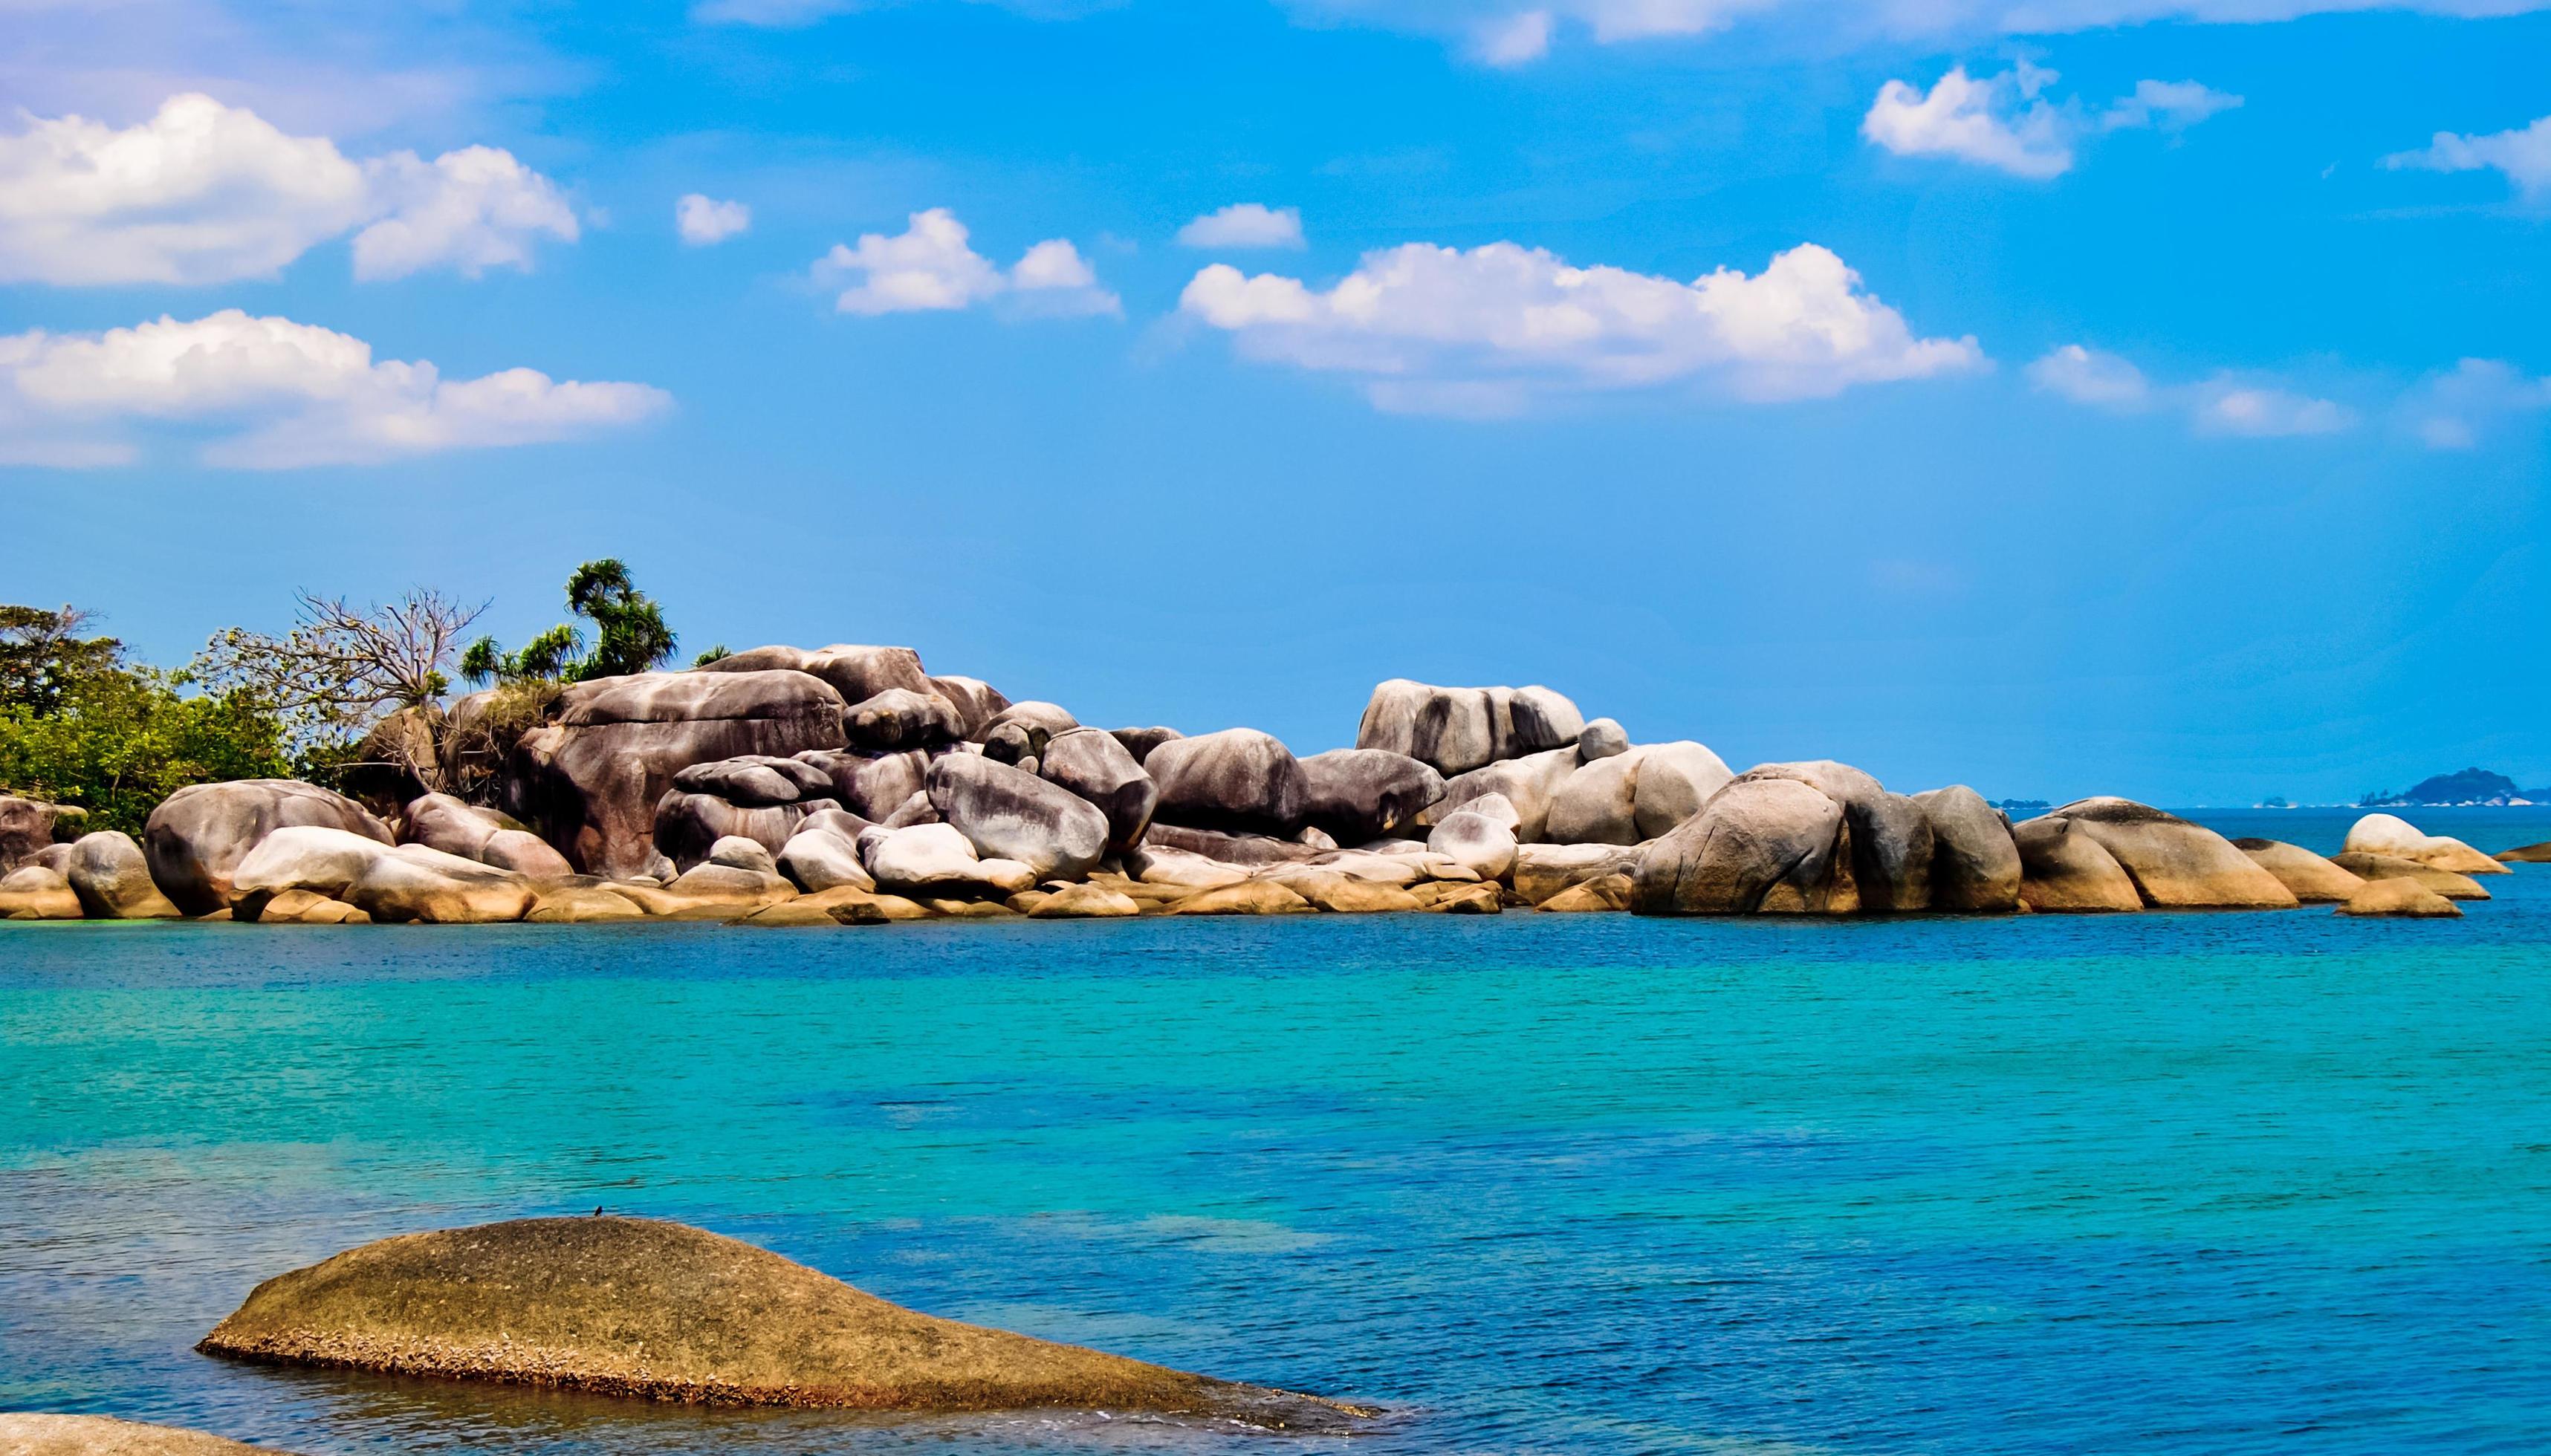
[196,1217,1366,1429]
[0,1413,294,1455]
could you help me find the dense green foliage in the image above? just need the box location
[463,559,680,686]
[0,606,290,833]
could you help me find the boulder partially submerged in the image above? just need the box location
[2341,813,2508,876]
[197,1217,1364,1428]
[0,1413,296,1455]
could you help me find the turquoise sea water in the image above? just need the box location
[4,807,2549,1455]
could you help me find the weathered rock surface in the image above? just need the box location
[795,748,927,821]
[776,811,875,894]
[0,865,83,920]
[480,830,573,877]
[525,885,646,923]
[0,1412,297,1455]
[1124,845,1251,890]
[670,755,832,806]
[230,828,537,924]
[927,755,1109,881]
[244,888,372,925]
[1424,748,1580,842]
[1543,750,1645,845]
[1576,718,1629,761]
[1260,869,1424,914]
[1037,728,1158,855]
[1736,762,1931,912]
[509,671,847,878]
[2341,813,2509,876]
[1514,842,1645,903]
[1630,743,1737,840]
[1167,881,1312,915]
[707,836,778,874]
[2012,816,2142,912]
[1355,680,1584,776]
[1536,873,1632,912]
[844,689,966,751]
[1297,749,1443,845]
[652,790,839,873]
[863,823,1034,897]
[2498,840,2551,864]
[195,1216,1361,1425]
[66,831,184,920]
[0,796,75,872]
[401,793,523,860]
[1109,727,1182,764]
[2336,877,2461,917]
[1912,786,2021,912]
[1426,809,1519,883]
[1026,883,1142,918]
[1631,776,1852,916]
[2330,853,2489,900]
[978,702,1078,764]
[1146,729,1308,835]
[2046,799,2297,909]
[697,644,932,706]
[2233,839,2368,903]
[927,676,1011,738]
[144,780,393,916]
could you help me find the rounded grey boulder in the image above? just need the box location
[1576,718,1629,761]
[1037,727,1159,855]
[926,753,1110,881]
[844,689,966,751]
[66,831,184,920]
[794,748,928,820]
[2012,815,2142,911]
[144,779,394,916]
[1146,729,1310,836]
[1736,761,1932,913]
[1109,726,1183,764]
[1631,776,1851,915]
[927,675,1011,738]
[1297,748,1445,844]
[698,643,933,706]
[2048,798,2296,909]
[1912,786,2020,912]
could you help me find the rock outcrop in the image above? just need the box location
[2012,816,2142,912]
[1424,748,1579,842]
[1355,680,1584,776]
[926,754,1109,881]
[1037,728,1158,855]
[863,823,1035,897]
[230,828,537,924]
[794,748,928,822]
[843,689,965,751]
[65,831,184,920]
[776,810,875,893]
[1631,776,1852,915]
[2497,840,2551,864]
[2341,813,2509,876]
[508,671,847,878]
[927,675,1011,738]
[0,1413,296,1455]
[2336,878,2460,917]
[0,795,75,872]
[2330,853,2489,900]
[1426,807,1519,883]
[697,644,931,706]
[1145,729,1308,835]
[401,795,576,878]
[1514,842,1645,903]
[1297,749,1443,845]
[1912,786,2020,912]
[144,780,393,916]
[2232,839,2367,903]
[0,865,83,920]
[2044,799,2297,909]
[196,1216,1362,1426]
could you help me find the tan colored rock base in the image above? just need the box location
[0,1413,294,1455]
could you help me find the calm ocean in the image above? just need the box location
[4,808,2547,1455]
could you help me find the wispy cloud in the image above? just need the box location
[2383,113,2551,204]
[2031,344,2356,440]
[1176,204,1306,250]
[1862,62,2240,179]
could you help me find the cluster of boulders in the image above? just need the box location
[0,649,2526,926]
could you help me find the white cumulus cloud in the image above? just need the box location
[1179,238,1984,413]
[813,208,1118,318]
[1863,62,2239,178]
[0,311,668,469]
[2030,342,2354,439]
[1176,204,1307,250]
[677,193,753,246]
[0,93,579,286]
[2383,114,2551,203]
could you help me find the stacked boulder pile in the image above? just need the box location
[0,650,2521,925]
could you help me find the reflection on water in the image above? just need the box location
[4,809,2549,1455]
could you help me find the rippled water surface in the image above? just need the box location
[4,809,2549,1455]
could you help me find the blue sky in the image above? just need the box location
[3,0,2546,804]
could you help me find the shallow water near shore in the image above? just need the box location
[4,807,2550,1455]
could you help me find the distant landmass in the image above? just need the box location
[2359,768,2548,807]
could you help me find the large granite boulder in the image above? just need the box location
[1140,822,1320,867]
[977,701,1079,764]
[2234,839,2367,903]
[2046,798,2297,909]
[0,1414,294,1455]
[1543,750,1644,845]
[2341,813,2508,875]
[65,831,183,920]
[777,809,876,894]
[1631,776,1853,915]
[2336,878,2461,917]
[1630,742,1737,839]
[697,644,932,706]
[1514,842,1646,903]
[794,748,928,821]
[195,1216,1361,1424]
[844,689,966,751]
[672,755,833,805]
[1110,726,1182,764]
[863,823,1035,897]
[927,675,1011,738]
[1146,729,1308,835]
[926,754,1109,881]
[1297,748,1443,844]
[0,865,83,919]
[1912,786,2020,912]
[507,671,847,878]
[1427,807,1519,883]
[1423,747,1581,842]
[2012,816,2142,912]
[143,779,394,916]
[230,827,536,923]
[402,793,520,860]
[1037,727,1158,854]
[653,788,841,873]
[2330,852,2489,900]
[1736,762,1932,912]
[1355,680,1585,776]
[0,795,75,872]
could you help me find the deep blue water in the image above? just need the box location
[4,808,2549,1455]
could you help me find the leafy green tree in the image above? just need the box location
[0,605,291,833]
[462,559,681,686]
